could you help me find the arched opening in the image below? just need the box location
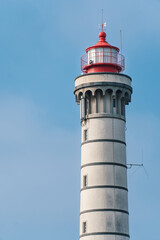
[95,89,103,113]
[116,90,122,114]
[125,92,129,105]
[121,97,125,116]
[78,92,83,101]
[85,90,92,115]
[104,89,112,113]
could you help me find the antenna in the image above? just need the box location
[127,149,149,179]
[127,163,143,169]
[102,9,103,32]
[99,9,107,32]
[120,29,122,55]
[142,148,149,178]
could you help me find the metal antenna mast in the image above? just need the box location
[127,163,143,169]
[102,9,103,32]
[120,29,122,54]
[99,9,107,32]
[127,149,149,178]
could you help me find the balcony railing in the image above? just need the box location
[81,51,125,73]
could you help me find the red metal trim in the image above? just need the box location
[86,44,119,52]
[86,31,119,52]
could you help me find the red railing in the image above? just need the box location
[81,51,125,73]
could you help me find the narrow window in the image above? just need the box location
[83,175,87,187]
[113,98,116,108]
[83,222,87,233]
[84,130,87,141]
[121,98,125,116]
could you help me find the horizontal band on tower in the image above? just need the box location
[80,208,129,215]
[79,232,130,238]
[87,114,126,122]
[81,162,127,169]
[74,72,132,82]
[74,81,132,93]
[80,185,128,192]
[81,139,126,146]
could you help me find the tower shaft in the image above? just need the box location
[74,73,132,240]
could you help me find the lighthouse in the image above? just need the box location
[74,25,132,240]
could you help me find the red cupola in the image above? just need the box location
[81,31,125,73]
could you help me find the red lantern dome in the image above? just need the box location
[81,31,125,73]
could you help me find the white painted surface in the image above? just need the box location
[81,142,126,165]
[81,165,127,188]
[81,118,126,143]
[79,235,129,240]
[80,212,129,234]
[80,188,128,211]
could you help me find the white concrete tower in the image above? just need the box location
[74,27,132,240]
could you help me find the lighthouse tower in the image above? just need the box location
[74,25,132,240]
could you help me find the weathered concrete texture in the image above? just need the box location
[80,188,128,211]
[81,142,126,165]
[80,211,129,234]
[81,165,128,188]
[81,118,126,142]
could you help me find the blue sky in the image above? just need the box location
[0,0,160,239]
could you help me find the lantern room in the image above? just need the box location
[81,31,125,73]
